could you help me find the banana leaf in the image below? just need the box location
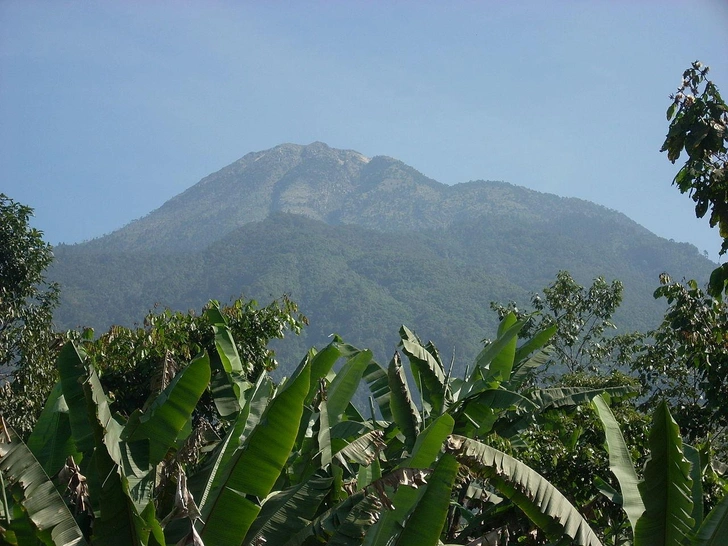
[388,352,421,451]
[282,490,377,546]
[123,353,210,465]
[691,491,728,545]
[400,325,448,417]
[243,475,334,545]
[513,323,557,364]
[531,385,637,410]
[591,394,644,531]
[634,401,694,545]
[56,341,159,545]
[395,453,459,546]
[363,414,454,546]
[206,305,251,419]
[0,421,87,546]
[503,346,553,391]
[26,382,79,476]
[457,388,539,438]
[363,361,391,421]
[446,434,603,546]
[327,349,373,426]
[193,372,273,511]
[198,357,311,546]
[684,444,704,528]
[306,337,351,406]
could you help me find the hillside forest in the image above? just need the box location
[1,62,727,545]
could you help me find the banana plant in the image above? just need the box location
[362,314,629,544]
[445,434,604,546]
[592,394,728,545]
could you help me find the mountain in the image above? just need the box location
[51,142,714,369]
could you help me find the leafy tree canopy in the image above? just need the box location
[0,194,61,435]
[491,270,644,376]
[661,61,728,297]
[82,296,307,421]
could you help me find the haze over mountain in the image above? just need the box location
[52,142,714,368]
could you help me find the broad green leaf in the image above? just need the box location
[388,352,421,451]
[81,355,155,543]
[483,312,520,386]
[691,491,728,545]
[400,325,448,417]
[504,346,553,391]
[458,388,538,437]
[206,304,245,375]
[357,458,382,490]
[6,501,38,546]
[207,306,250,419]
[531,385,637,410]
[318,397,333,468]
[27,382,78,476]
[364,414,454,546]
[395,453,459,546]
[634,401,694,546]
[591,394,644,531]
[406,414,454,469]
[447,435,603,546]
[594,475,622,504]
[684,444,704,528]
[282,490,370,546]
[199,358,311,546]
[306,337,347,405]
[124,353,210,465]
[192,372,273,517]
[469,314,525,391]
[327,350,373,426]
[363,361,391,421]
[57,342,96,454]
[0,423,87,546]
[56,341,155,541]
[284,490,380,546]
[335,430,385,466]
[89,447,153,546]
[140,501,166,546]
[328,494,385,546]
[243,476,333,546]
[513,323,557,364]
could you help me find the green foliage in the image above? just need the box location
[491,270,645,375]
[81,297,306,420]
[632,274,728,452]
[661,61,728,299]
[0,194,61,437]
[3,305,632,545]
[592,394,728,546]
[662,61,728,256]
[0,421,87,545]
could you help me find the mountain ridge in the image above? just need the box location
[52,142,714,367]
[83,141,660,254]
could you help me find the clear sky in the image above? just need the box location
[2,1,727,259]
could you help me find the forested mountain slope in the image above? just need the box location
[51,142,714,368]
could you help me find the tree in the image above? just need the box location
[632,274,728,454]
[0,194,61,436]
[81,297,307,421]
[661,60,728,297]
[491,271,644,376]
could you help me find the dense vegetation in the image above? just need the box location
[1,61,727,545]
[51,198,712,369]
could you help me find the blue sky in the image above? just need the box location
[2,1,727,259]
